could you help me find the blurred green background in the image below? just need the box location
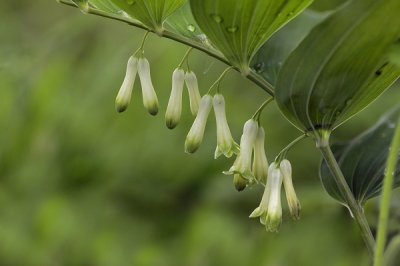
[1,1,400,265]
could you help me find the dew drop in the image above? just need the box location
[335,111,341,117]
[210,14,223,23]
[345,98,353,105]
[253,62,264,73]
[125,0,134,5]
[226,26,238,33]
[287,11,294,16]
[187,24,195,32]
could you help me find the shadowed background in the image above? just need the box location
[1,1,400,265]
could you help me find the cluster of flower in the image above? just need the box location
[115,52,301,233]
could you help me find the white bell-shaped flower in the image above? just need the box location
[250,162,283,232]
[185,70,201,117]
[280,159,301,220]
[115,56,138,113]
[213,93,239,159]
[223,119,258,181]
[252,126,269,185]
[185,94,212,154]
[165,68,185,129]
[138,57,159,116]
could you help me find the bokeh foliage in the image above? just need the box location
[0,0,400,265]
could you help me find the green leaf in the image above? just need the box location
[189,0,313,76]
[165,2,208,45]
[89,0,121,14]
[110,0,186,36]
[319,104,400,207]
[275,0,400,146]
[388,40,400,67]
[251,9,330,85]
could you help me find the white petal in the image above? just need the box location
[213,94,234,156]
[185,94,212,154]
[138,57,159,116]
[185,71,201,117]
[252,126,269,184]
[165,68,185,129]
[280,159,301,220]
[115,56,138,113]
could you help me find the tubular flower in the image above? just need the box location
[184,70,201,117]
[213,93,240,159]
[138,57,159,116]
[115,56,138,113]
[252,126,269,185]
[250,162,283,232]
[280,159,301,220]
[223,119,258,182]
[165,68,185,129]
[185,94,212,154]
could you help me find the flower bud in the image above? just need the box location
[185,70,201,117]
[233,173,248,192]
[138,57,159,116]
[223,119,258,181]
[115,56,138,113]
[185,94,212,154]
[165,68,185,129]
[213,93,239,159]
[250,162,283,232]
[252,126,269,185]
[280,159,301,220]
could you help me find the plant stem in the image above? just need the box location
[207,67,234,94]
[178,47,193,68]
[374,115,400,266]
[382,235,400,266]
[275,134,308,163]
[251,97,275,120]
[57,0,275,96]
[319,145,376,258]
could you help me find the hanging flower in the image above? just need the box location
[138,57,159,116]
[185,70,201,117]
[115,56,138,113]
[250,162,283,232]
[165,67,185,129]
[252,126,269,185]
[223,119,258,182]
[185,94,212,154]
[280,159,301,220]
[213,93,239,159]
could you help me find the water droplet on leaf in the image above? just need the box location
[253,62,264,73]
[345,98,353,105]
[210,14,223,23]
[226,26,238,33]
[187,24,195,32]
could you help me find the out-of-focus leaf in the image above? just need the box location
[251,9,330,85]
[89,0,121,14]
[189,0,313,76]
[388,40,400,67]
[71,0,89,13]
[275,0,400,146]
[110,0,186,36]
[319,104,400,207]
[307,0,347,12]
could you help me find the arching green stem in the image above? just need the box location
[178,47,194,68]
[57,0,275,96]
[134,31,150,57]
[251,97,275,123]
[275,134,308,164]
[319,144,376,258]
[207,67,234,94]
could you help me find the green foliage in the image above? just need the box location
[89,0,120,14]
[110,0,186,36]
[189,0,313,76]
[275,0,400,145]
[320,105,400,207]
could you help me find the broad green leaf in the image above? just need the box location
[388,40,400,67]
[307,0,347,12]
[71,0,89,13]
[89,0,121,14]
[251,9,330,86]
[275,0,400,146]
[319,104,400,207]
[165,2,208,44]
[189,0,313,76]
[110,0,186,36]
